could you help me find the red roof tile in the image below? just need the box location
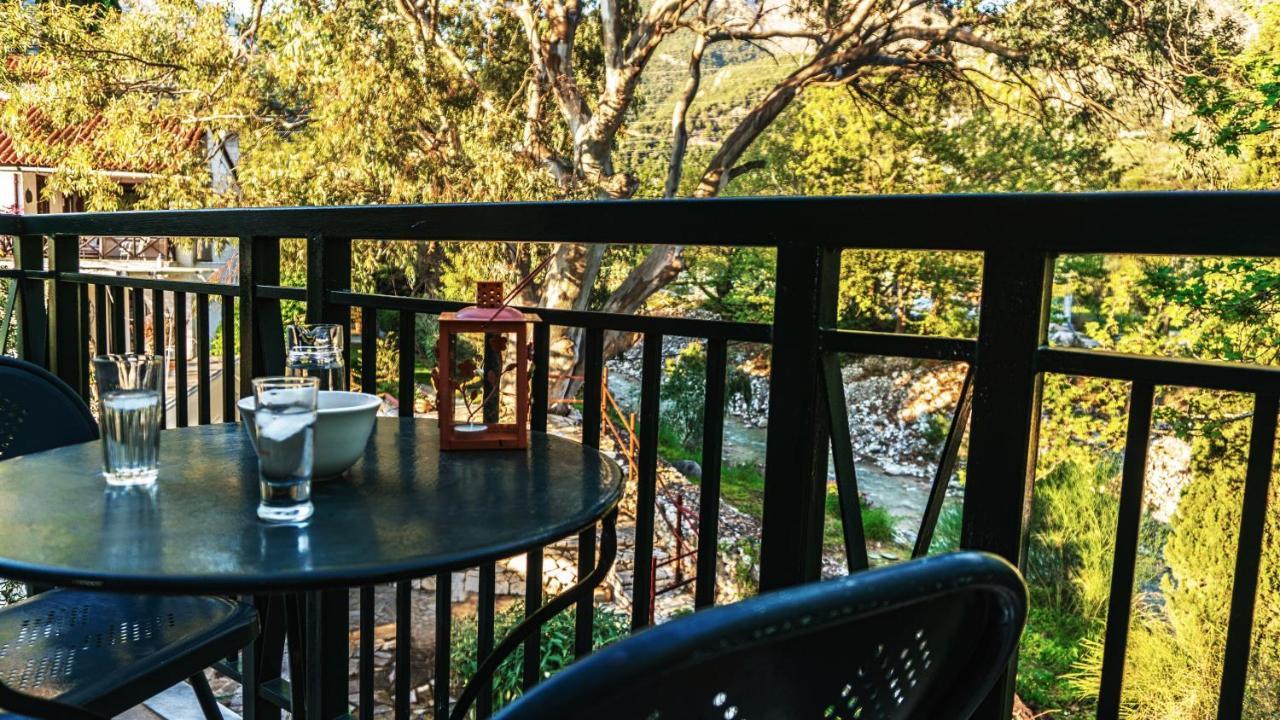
[0,106,204,173]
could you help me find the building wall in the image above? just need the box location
[0,171,17,214]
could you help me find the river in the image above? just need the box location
[606,371,933,541]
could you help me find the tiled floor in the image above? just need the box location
[115,682,239,720]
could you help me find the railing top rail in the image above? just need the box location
[12,192,1280,255]
[0,213,19,236]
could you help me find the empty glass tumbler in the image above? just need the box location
[94,354,164,486]
[253,376,319,523]
[286,323,345,391]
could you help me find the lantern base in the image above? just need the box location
[439,421,528,450]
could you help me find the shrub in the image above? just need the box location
[450,603,631,714]
[660,341,707,450]
[860,503,896,544]
[1070,416,1280,720]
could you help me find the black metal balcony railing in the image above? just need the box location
[2,192,1279,720]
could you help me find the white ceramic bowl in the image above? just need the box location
[238,390,381,478]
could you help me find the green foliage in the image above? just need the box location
[0,579,24,607]
[450,603,630,714]
[1019,607,1094,716]
[660,341,707,450]
[719,537,761,595]
[1073,410,1280,720]
[857,503,896,545]
[674,247,776,323]
[1175,3,1280,184]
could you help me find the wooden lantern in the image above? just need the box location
[434,283,539,450]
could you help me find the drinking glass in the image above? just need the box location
[94,354,164,486]
[253,376,319,523]
[286,323,345,391]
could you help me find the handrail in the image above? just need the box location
[10,191,1280,255]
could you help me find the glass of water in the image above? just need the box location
[286,323,345,390]
[253,376,319,523]
[94,354,164,486]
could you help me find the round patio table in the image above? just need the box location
[0,417,624,720]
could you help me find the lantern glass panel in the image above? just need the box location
[445,330,520,429]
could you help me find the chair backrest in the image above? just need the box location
[497,551,1027,720]
[0,357,98,461]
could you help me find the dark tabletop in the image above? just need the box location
[0,418,622,593]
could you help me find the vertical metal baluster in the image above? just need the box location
[576,327,604,655]
[395,581,411,720]
[476,563,496,719]
[823,351,868,573]
[1096,382,1155,720]
[632,332,662,630]
[524,323,550,689]
[1216,393,1279,720]
[48,235,81,394]
[78,285,90,399]
[109,285,125,354]
[151,289,166,428]
[241,594,260,720]
[913,367,975,559]
[398,311,414,417]
[130,287,144,354]
[94,284,107,360]
[196,294,211,425]
[695,337,728,608]
[361,306,378,395]
[222,296,236,420]
[174,293,189,428]
[13,236,47,368]
[359,586,374,720]
[435,573,452,720]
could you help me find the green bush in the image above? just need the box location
[927,460,1167,718]
[660,342,707,450]
[1070,416,1280,720]
[450,603,631,714]
[860,504,896,544]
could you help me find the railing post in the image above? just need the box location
[759,240,839,591]
[961,246,1054,720]
[48,234,84,395]
[306,233,352,389]
[14,235,48,368]
[303,232,352,720]
[238,235,284,397]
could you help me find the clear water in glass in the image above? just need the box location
[254,379,318,523]
[286,348,344,391]
[101,389,162,486]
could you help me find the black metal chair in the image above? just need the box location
[0,356,258,720]
[496,551,1027,720]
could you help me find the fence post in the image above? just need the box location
[14,235,47,368]
[303,232,352,719]
[306,233,352,389]
[48,234,83,395]
[962,246,1054,720]
[238,235,284,397]
[759,240,839,591]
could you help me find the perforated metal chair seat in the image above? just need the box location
[0,589,256,717]
[496,551,1027,720]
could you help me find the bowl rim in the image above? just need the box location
[238,390,381,414]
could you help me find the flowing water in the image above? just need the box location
[606,371,932,538]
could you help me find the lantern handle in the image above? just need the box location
[477,252,556,330]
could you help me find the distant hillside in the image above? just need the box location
[618,7,810,196]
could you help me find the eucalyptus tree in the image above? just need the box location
[0,0,1234,382]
